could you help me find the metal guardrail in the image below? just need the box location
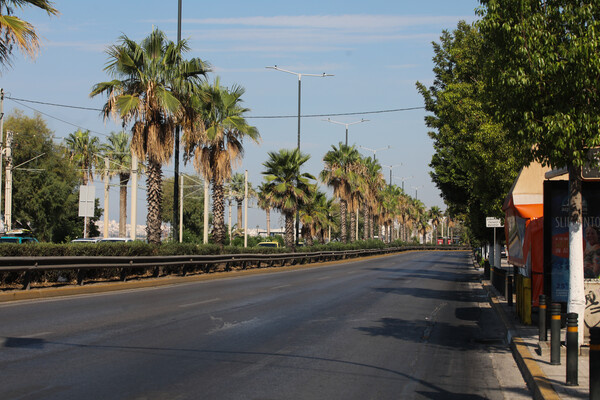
[0,245,469,290]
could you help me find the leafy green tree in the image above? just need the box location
[0,0,58,71]
[182,78,260,247]
[478,0,600,333]
[91,28,209,244]
[262,148,314,249]
[161,174,206,242]
[416,21,525,242]
[4,110,99,241]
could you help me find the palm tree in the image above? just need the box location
[103,131,131,237]
[257,181,273,237]
[429,205,443,244]
[229,172,255,233]
[64,129,100,238]
[182,78,260,247]
[262,148,314,249]
[360,157,385,240]
[0,0,58,70]
[90,29,209,244]
[64,129,100,185]
[320,143,362,243]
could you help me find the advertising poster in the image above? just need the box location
[544,181,600,303]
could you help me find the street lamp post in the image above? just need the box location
[382,164,402,186]
[323,118,368,146]
[266,65,333,246]
[359,145,390,161]
[396,176,413,191]
[266,66,333,150]
[412,185,424,200]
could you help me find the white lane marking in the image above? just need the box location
[178,298,221,308]
[270,284,291,290]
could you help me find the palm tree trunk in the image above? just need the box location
[350,209,356,242]
[340,200,347,244]
[212,181,225,247]
[363,204,369,240]
[284,211,294,248]
[119,173,129,237]
[236,200,243,230]
[146,160,163,245]
[266,208,271,236]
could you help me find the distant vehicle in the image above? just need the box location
[71,238,99,243]
[256,241,279,248]
[98,237,133,243]
[0,229,38,244]
[501,246,507,258]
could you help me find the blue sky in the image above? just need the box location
[1,0,480,232]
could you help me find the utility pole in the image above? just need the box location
[244,170,248,248]
[203,179,209,244]
[104,157,109,238]
[130,151,138,240]
[0,89,4,231]
[4,130,12,231]
[179,174,184,242]
[173,0,183,241]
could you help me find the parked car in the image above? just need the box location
[0,229,38,244]
[97,237,133,243]
[71,238,99,243]
[256,241,279,248]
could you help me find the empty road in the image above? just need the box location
[0,251,530,399]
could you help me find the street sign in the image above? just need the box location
[486,217,503,228]
[78,185,95,217]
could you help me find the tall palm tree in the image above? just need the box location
[360,156,385,240]
[64,129,100,238]
[0,0,58,70]
[103,131,131,237]
[64,129,100,185]
[262,148,314,249]
[429,205,443,244]
[90,29,209,244]
[229,172,255,232]
[257,181,273,237]
[182,78,260,247]
[320,143,362,244]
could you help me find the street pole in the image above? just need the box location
[0,89,4,230]
[130,151,138,240]
[173,0,183,241]
[323,119,369,146]
[179,174,184,242]
[4,130,12,231]
[104,157,109,238]
[203,179,209,244]
[244,170,248,248]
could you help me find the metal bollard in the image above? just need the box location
[539,295,547,342]
[566,313,578,386]
[591,327,600,400]
[507,275,513,306]
[550,303,561,365]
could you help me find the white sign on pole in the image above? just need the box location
[486,217,503,228]
[78,185,95,217]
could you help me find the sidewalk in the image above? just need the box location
[481,269,589,400]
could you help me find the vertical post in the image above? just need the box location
[493,227,497,267]
[539,294,547,342]
[0,89,4,229]
[173,0,182,242]
[179,174,184,243]
[4,130,12,231]
[244,170,248,248]
[345,126,348,146]
[296,75,301,247]
[590,327,600,399]
[130,152,138,241]
[551,303,561,365]
[104,157,109,238]
[203,178,209,244]
[228,186,232,245]
[507,274,513,306]
[566,312,578,386]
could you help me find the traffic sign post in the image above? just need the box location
[486,217,504,267]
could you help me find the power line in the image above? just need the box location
[6,95,424,119]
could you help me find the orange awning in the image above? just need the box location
[513,203,544,219]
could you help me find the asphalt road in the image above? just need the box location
[0,251,530,400]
